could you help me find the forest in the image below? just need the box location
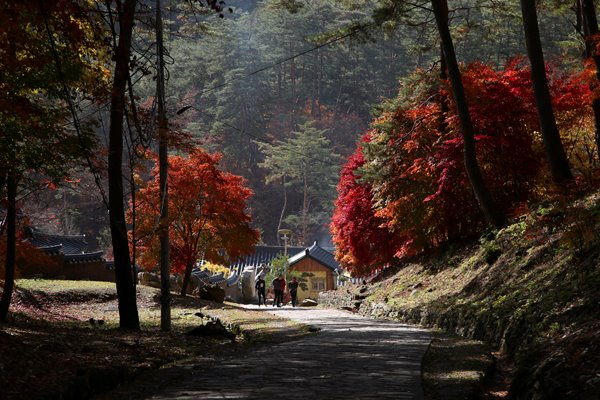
[1,1,600,398]
[1,0,599,341]
[6,0,591,248]
[0,0,600,328]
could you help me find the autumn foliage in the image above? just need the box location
[131,147,259,287]
[332,60,594,276]
[330,137,401,277]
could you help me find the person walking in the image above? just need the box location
[288,276,299,307]
[255,275,266,306]
[272,274,282,307]
[280,274,286,306]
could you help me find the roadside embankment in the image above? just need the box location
[321,191,600,399]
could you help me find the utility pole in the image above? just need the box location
[278,229,291,277]
[156,0,171,331]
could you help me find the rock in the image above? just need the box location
[300,299,318,307]
[187,319,236,342]
[198,285,225,303]
[138,272,160,288]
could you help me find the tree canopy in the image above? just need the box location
[131,147,259,295]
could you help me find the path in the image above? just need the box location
[126,306,431,400]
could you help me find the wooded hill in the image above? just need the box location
[18,0,582,248]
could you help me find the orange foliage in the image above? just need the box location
[0,236,58,280]
[130,147,259,275]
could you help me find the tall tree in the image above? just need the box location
[0,0,102,322]
[431,0,506,228]
[155,0,171,332]
[107,0,140,330]
[258,121,340,245]
[0,175,17,322]
[580,0,600,163]
[520,0,573,183]
[331,137,398,276]
[132,148,259,296]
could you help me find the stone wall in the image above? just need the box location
[318,285,368,310]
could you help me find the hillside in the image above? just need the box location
[322,190,600,399]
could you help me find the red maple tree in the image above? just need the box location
[331,136,400,277]
[332,60,592,275]
[131,148,259,295]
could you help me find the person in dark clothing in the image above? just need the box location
[272,275,282,307]
[255,275,266,306]
[288,276,299,307]
[280,275,286,306]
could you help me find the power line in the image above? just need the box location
[179,22,371,104]
[180,106,340,167]
[175,23,371,167]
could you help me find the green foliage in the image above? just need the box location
[258,120,340,244]
[0,1,104,192]
[264,254,312,291]
[480,240,502,265]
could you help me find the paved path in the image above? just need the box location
[135,306,431,400]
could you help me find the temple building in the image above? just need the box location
[21,227,113,281]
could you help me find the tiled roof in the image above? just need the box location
[38,244,63,256]
[208,272,226,284]
[191,269,211,280]
[190,269,228,286]
[25,227,89,255]
[226,273,240,287]
[288,241,340,272]
[64,251,105,264]
[25,227,105,264]
[228,245,305,273]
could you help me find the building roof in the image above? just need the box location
[25,227,89,255]
[64,251,105,264]
[288,241,340,272]
[37,244,63,256]
[191,269,227,286]
[24,227,105,264]
[228,245,305,274]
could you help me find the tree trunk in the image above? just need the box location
[180,262,194,297]
[520,0,573,183]
[577,0,590,57]
[0,173,17,323]
[438,46,450,135]
[108,0,140,330]
[276,174,287,246]
[581,0,600,164]
[0,10,18,323]
[156,0,171,332]
[302,172,308,245]
[431,0,506,228]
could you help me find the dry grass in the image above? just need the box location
[356,190,600,399]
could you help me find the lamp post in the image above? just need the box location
[278,229,291,277]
